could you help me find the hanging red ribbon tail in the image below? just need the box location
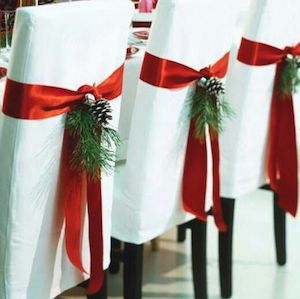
[86,179,104,294]
[267,62,298,216]
[209,127,226,231]
[61,129,105,292]
[182,120,207,222]
[61,130,86,274]
[60,130,105,292]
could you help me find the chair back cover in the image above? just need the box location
[112,0,240,244]
[221,0,300,198]
[0,1,132,298]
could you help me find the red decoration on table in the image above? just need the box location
[138,0,153,12]
[0,67,6,78]
[140,52,230,231]
[152,0,158,8]
[2,64,124,294]
[133,29,149,40]
[238,37,300,216]
[126,46,139,59]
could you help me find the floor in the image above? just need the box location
[58,189,300,299]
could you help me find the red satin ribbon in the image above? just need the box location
[2,64,124,294]
[238,37,300,216]
[140,52,229,231]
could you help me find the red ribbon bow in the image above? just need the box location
[2,64,124,294]
[238,37,300,216]
[140,52,229,231]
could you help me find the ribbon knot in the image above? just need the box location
[198,67,214,80]
[284,43,300,57]
[78,84,102,100]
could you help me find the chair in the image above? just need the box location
[0,1,133,298]
[111,0,240,298]
[219,0,300,297]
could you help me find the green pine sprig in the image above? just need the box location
[65,105,120,180]
[279,56,300,96]
[189,87,234,140]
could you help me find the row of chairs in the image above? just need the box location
[0,0,299,299]
[110,1,299,299]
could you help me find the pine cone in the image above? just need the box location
[295,56,300,68]
[198,76,225,97]
[89,99,113,125]
[286,54,300,68]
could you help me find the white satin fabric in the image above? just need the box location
[220,0,300,198]
[112,0,240,244]
[0,1,133,299]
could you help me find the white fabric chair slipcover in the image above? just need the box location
[0,1,133,298]
[220,0,300,198]
[112,0,240,244]
[117,45,144,161]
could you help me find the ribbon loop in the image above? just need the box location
[198,67,213,80]
[3,65,124,120]
[78,84,102,100]
[285,43,300,56]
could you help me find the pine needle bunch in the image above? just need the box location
[189,77,234,140]
[65,98,120,180]
[279,55,300,96]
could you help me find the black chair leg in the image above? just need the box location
[123,242,144,299]
[86,271,107,299]
[273,191,287,265]
[109,237,122,274]
[219,198,235,299]
[190,218,208,299]
[177,224,187,242]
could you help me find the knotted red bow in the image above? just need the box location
[2,64,124,293]
[238,38,300,216]
[140,52,229,231]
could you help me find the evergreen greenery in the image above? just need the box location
[66,105,120,180]
[279,56,300,96]
[189,86,233,140]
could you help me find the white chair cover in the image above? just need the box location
[0,1,133,298]
[220,0,300,198]
[112,0,240,244]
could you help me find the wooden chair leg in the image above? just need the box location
[123,242,144,299]
[86,271,107,299]
[109,237,122,274]
[273,191,287,265]
[150,237,159,251]
[177,224,187,242]
[219,198,235,299]
[190,218,208,299]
